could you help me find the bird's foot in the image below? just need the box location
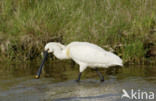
[76,72,81,83]
[76,79,80,82]
[100,78,104,82]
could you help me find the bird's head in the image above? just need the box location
[44,42,65,53]
[35,42,65,79]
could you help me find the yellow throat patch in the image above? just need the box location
[66,48,70,58]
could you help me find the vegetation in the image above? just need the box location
[0,0,156,64]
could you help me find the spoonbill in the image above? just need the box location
[35,42,123,82]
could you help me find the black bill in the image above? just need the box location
[35,51,48,79]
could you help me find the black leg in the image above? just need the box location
[95,68,104,82]
[76,72,82,82]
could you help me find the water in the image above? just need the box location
[0,60,156,101]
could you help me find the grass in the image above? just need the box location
[0,0,156,64]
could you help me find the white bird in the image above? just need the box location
[35,42,123,82]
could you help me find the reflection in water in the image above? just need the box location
[0,60,156,101]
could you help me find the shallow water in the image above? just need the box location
[0,60,156,101]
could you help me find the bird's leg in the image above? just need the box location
[76,65,87,82]
[95,68,104,82]
[76,72,82,82]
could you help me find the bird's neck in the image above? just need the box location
[53,46,68,60]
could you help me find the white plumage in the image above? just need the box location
[44,41,123,81]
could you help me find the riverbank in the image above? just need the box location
[0,64,156,101]
[0,0,156,64]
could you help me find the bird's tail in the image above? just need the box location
[116,57,123,66]
[113,55,123,67]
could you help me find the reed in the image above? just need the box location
[0,0,156,64]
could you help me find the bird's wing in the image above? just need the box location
[69,43,120,65]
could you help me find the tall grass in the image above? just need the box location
[0,0,156,64]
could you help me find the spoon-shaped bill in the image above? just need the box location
[35,51,48,79]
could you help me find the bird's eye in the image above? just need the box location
[60,47,63,50]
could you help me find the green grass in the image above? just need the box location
[0,0,156,64]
